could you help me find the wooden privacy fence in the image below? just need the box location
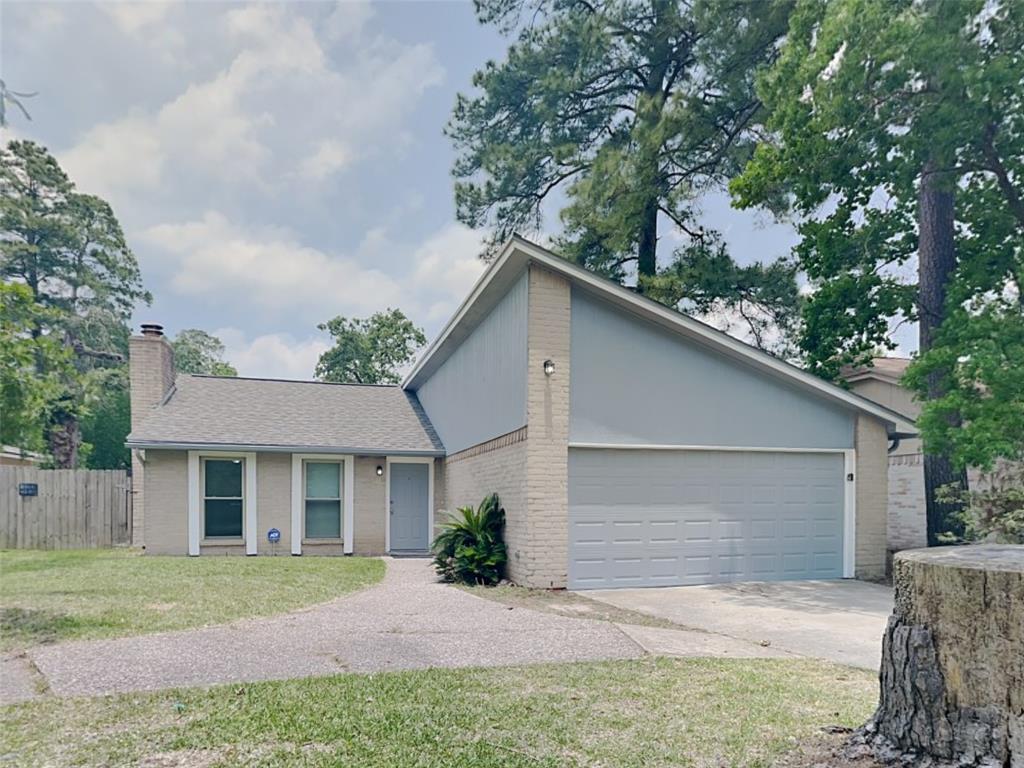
[0,467,132,549]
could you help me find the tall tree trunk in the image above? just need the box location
[47,406,81,469]
[918,158,968,544]
[634,0,672,292]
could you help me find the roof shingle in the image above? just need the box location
[127,375,444,454]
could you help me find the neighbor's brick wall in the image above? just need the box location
[142,449,188,555]
[129,333,175,548]
[353,456,386,555]
[889,454,927,551]
[522,265,572,588]
[444,428,529,582]
[855,415,889,580]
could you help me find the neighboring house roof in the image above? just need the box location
[0,445,45,464]
[127,375,444,456]
[403,235,917,436]
[840,356,911,385]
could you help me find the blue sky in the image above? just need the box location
[3,1,881,378]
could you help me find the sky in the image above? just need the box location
[3,1,902,379]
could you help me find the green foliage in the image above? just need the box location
[0,139,150,467]
[937,466,1024,545]
[171,328,238,376]
[315,308,426,385]
[0,282,71,453]
[450,0,802,353]
[731,0,1024,463]
[432,493,507,585]
[79,368,131,469]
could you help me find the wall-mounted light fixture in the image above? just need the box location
[543,359,556,376]
[376,465,384,477]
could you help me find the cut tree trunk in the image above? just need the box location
[918,158,968,543]
[857,545,1024,767]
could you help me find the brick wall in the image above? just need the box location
[855,415,889,580]
[522,265,571,588]
[257,453,291,555]
[444,428,529,581]
[129,332,175,548]
[142,449,187,555]
[888,454,927,550]
[353,456,386,554]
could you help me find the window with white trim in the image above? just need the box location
[202,457,244,538]
[304,460,342,539]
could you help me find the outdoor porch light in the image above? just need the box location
[376,465,384,477]
[543,359,556,376]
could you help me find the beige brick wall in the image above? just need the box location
[522,265,571,588]
[353,456,386,554]
[855,415,889,580]
[142,450,187,555]
[257,453,291,555]
[444,428,529,580]
[129,333,175,548]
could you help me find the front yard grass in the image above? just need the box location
[0,549,384,651]
[0,657,876,767]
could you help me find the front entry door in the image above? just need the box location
[389,462,430,551]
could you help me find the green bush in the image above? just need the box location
[431,493,507,585]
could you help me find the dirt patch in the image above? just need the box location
[780,732,887,768]
[139,748,226,767]
[462,584,689,630]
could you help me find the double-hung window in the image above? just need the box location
[203,457,244,538]
[304,461,342,539]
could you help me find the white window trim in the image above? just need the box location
[291,454,354,556]
[567,442,857,579]
[384,456,434,554]
[187,451,257,556]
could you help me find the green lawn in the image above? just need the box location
[0,549,384,651]
[0,657,876,767]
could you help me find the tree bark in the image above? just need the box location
[855,546,1024,767]
[917,158,968,544]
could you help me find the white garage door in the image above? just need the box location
[568,449,846,589]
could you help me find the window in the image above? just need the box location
[203,458,244,538]
[304,461,342,539]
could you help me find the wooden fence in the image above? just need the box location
[0,467,132,549]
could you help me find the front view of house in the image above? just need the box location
[128,237,916,588]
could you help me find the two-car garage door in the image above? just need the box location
[568,448,846,589]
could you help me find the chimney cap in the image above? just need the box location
[140,323,165,337]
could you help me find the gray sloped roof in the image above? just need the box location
[127,375,444,455]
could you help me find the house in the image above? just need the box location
[128,236,916,589]
[0,446,45,467]
[841,357,994,553]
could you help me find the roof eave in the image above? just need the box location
[125,440,445,457]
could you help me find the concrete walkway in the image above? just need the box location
[585,578,893,670]
[24,559,641,699]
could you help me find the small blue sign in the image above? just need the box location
[18,483,38,497]
[267,528,281,544]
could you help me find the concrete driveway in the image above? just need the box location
[583,579,893,670]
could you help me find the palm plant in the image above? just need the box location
[431,493,506,585]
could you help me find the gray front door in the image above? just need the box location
[389,462,430,551]
[568,448,845,589]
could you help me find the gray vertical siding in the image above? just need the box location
[415,271,528,454]
[569,288,855,449]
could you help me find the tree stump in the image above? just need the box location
[862,545,1024,767]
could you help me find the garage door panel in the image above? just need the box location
[568,449,845,588]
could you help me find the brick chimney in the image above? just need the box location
[129,324,175,548]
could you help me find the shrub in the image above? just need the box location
[431,493,507,585]
[938,464,1024,544]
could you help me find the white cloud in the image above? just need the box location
[300,139,352,180]
[60,3,444,200]
[409,223,487,321]
[141,211,403,319]
[100,3,173,34]
[214,328,330,380]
